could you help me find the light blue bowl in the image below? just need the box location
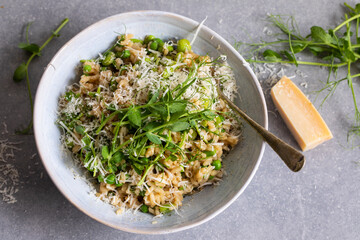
[34,11,267,234]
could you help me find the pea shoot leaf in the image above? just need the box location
[143,122,162,131]
[291,42,307,53]
[148,90,159,104]
[281,50,295,61]
[128,107,142,127]
[13,63,27,82]
[307,45,328,56]
[169,102,187,113]
[149,105,167,120]
[344,49,356,62]
[310,26,336,44]
[202,110,217,120]
[110,151,123,163]
[263,49,282,62]
[133,162,144,171]
[101,146,109,160]
[170,121,190,132]
[82,136,91,146]
[356,4,360,13]
[145,132,162,144]
[75,125,85,135]
[18,43,41,55]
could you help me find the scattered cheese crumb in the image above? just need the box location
[300,82,308,88]
[0,139,21,204]
[263,27,273,35]
[1,122,8,135]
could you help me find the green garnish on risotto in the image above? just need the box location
[57,33,241,216]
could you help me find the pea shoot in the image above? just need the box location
[13,18,69,134]
[236,2,360,138]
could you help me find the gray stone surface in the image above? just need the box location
[0,0,359,239]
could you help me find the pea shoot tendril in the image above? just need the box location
[13,18,69,134]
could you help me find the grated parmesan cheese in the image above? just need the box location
[0,139,21,204]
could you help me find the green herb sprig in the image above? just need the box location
[13,18,69,134]
[235,3,360,137]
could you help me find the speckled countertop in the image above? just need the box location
[0,0,359,239]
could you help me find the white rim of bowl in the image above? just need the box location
[34,10,268,235]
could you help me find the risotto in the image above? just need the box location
[57,33,241,216]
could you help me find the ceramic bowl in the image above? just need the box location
[34,11,267,234]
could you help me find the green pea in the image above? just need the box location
[144,35,155,44]
[208,175,214,180]
[105,174,116,185]
[211,160,222,170]
[177,39,191,52]
[83,64,92,73]
[140,204,149,213]
[149,41,158,50]
[130,38,143,44]
[159,204,172,213]
[204,150,216,157]
[167,45,174,52]
[102,51,116,66]
[154,38,164,48]
[120,49,131,59]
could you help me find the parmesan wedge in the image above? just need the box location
[271,76,333,151]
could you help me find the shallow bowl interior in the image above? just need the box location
[34,11,267,234]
